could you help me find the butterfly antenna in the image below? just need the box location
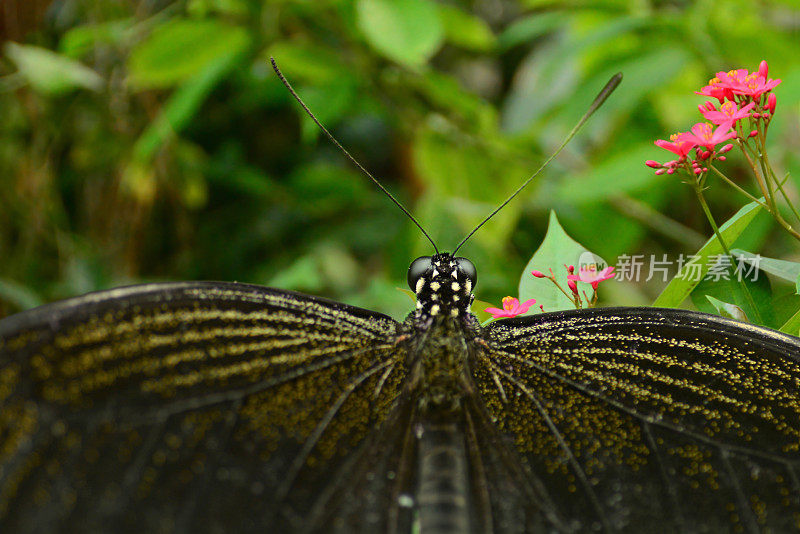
[452,72,623,255]
[271,57,439,254]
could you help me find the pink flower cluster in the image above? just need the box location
[646,60,780,176]
[485,263,616,319]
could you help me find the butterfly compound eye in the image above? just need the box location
[455,257,477,287]
[408,256,433,290]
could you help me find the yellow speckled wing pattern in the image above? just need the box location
[475,307,800,532]
[0,281,412,533]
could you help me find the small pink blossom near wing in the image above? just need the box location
[567,265,616,290]
[484,296,537,319]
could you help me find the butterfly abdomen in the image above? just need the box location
[417,419,471,534]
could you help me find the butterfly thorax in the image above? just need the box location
[405,253,480,411]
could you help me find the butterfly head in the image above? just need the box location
[408,252,476,319]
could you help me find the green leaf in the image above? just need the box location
[128,19,249,89]
[131,40,245,163]
[780,307,800,336]
[437,4,495,52]
[730,248,800,285]
[690,258,773,326]
[356,0,443,67]
[652,200,763,308]
[397,288,416,302]
[4,42,103,95]
[705,295,748,322]
[519,211,604,313]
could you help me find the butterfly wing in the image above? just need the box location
[0,281,413,533]
[474,306,800,532]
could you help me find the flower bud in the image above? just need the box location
[655,169,666,175]
[531,270,546,278]
[748,130,758,138]
[759,60,768,79]
[718,143,733,154]
[568,279,578,294]
[767,93,776,114]
[645,160,660,168]
[567,265,575,274]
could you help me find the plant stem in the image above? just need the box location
[708,165,767,208]
[692,181,763,324]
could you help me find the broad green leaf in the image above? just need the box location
[356,0,443,67]
[731,248,800,285]
[438,4,495,52]
[4,42,103,95]
[131,43,245,162]
[653,200,763,308]
[398,288,416,302]
[128,19,249,89]
[780,307,800,336]
[519,211,605,313]
[705,295,748,322]
[690,259,772,326]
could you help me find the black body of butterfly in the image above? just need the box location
[2,62,800,533]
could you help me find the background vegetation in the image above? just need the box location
[1,0,799,322]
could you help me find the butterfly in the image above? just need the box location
[1,63,800,534]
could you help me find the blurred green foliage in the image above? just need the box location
[1,0,799,321]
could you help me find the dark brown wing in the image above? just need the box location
[0,281,413,533]
[473,306,800,533]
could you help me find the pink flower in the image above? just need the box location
[680,122,736,151]
[654,132,696,158]
[567,265,616,290]
[695,77,731,103]
[700,101,755,126]
[716,65,781,100]
[485,296,537,319]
